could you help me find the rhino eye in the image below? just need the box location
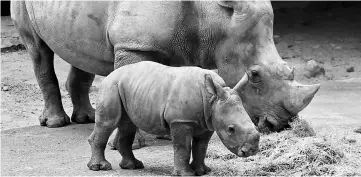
[227,125,236,134]
[251,70,258,76]
[217,1,234,16]
[250,70,261,83]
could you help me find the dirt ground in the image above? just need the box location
[1,5,361,176]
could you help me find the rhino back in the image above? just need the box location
[112,62,211,134]
[15,1,223,75]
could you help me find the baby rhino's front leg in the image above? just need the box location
[170,122,196,176]
[191,131,213,175]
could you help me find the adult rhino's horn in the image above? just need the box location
[284,82,320,115]
[233,73,248,94]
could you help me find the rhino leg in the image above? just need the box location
[116,115,144,169]
[87,121,115,171]
[18,29,70,127]
[170,122,196,176]
[88,82,120,171]
[32,47,71,127]
[65,66,95,123]
[12,0,70,128]
[190,131,214,175]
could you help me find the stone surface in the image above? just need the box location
[304,60,326,78]
[1,86,10,91]
[346,67,355,73]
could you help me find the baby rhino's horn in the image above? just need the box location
[233,73,249,94]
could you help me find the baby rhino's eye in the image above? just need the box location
[227,125,236,135]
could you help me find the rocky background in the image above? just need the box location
[272,2,361,82]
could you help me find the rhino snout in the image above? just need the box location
[237,133,260,157]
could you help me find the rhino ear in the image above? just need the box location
[217,1,234,8]
[205,74,227,100]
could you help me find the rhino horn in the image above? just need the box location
[284,82,320,115]
[233,73,248,94]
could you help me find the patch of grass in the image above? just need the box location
[206,118,361,176]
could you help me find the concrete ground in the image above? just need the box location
[1,77,360,176]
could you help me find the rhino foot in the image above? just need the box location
[39,109,70,128]
[190,163,211,176]
[119,158,144,169]
[171,168,196,176]
[87,159,112,171]
[71,107,95,124]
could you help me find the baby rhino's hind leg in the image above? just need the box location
[87,82,121,171]
[115,114,144,169]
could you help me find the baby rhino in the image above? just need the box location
[87,61,260,176]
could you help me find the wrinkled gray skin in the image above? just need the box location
[11,1,319,132]
[88,61,259,176]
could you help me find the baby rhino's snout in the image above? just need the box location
[237,132,260,157]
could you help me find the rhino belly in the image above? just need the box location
[130,115,170,136]
[48,42,114,76]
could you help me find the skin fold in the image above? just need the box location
[87,61,260,176]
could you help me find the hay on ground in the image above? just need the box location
[205,118,361,176]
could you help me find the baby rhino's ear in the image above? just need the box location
[205,74,227,100]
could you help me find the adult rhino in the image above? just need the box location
[11,1,319,132]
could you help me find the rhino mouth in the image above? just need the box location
[237,145,259,157]
[255,115,291,133]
